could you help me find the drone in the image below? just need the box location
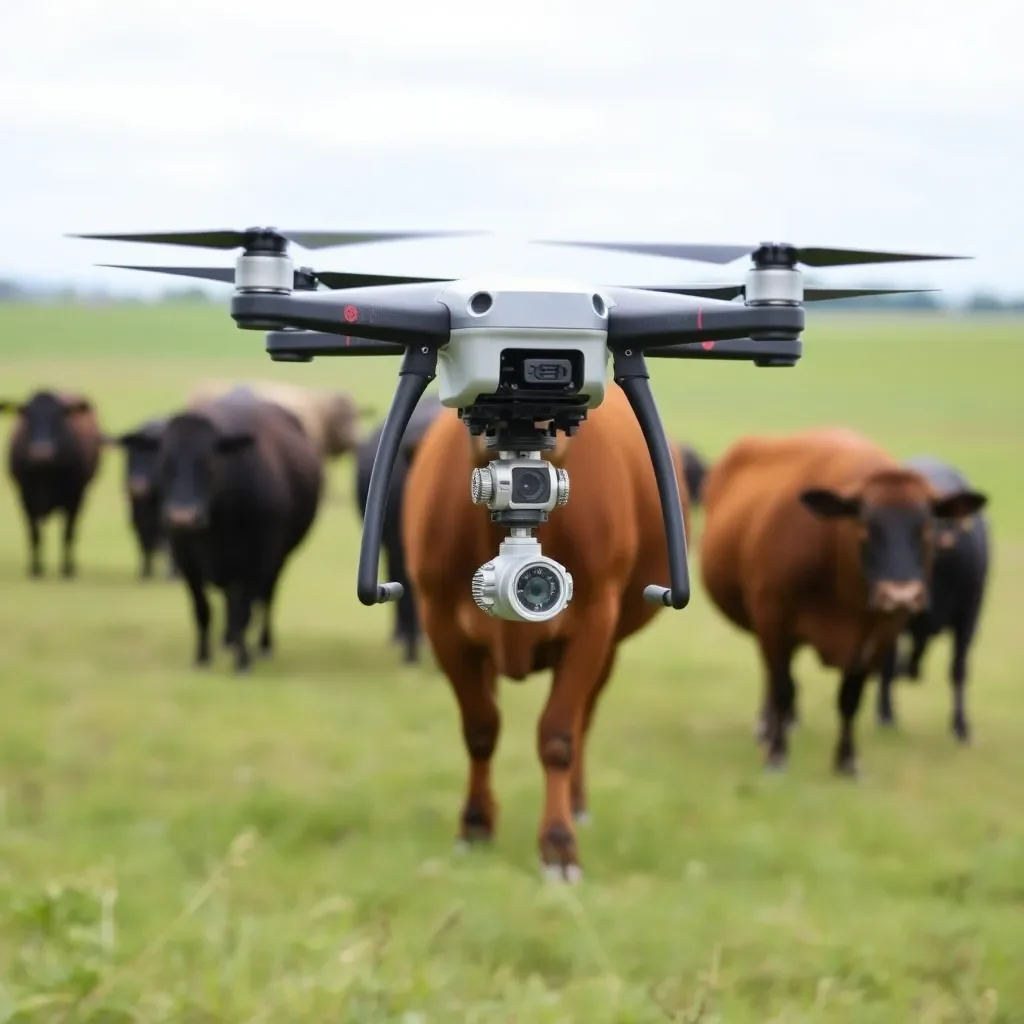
[71,227,967,624]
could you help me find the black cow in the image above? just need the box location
[680,443,709,508]
[354,393,444,664]
[109,391,323,673]
[105,415,179,580]
[1,389,103,578]
[875,455,991,743]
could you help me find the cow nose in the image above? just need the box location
[128,475,149,497]
[937,528,958,549]
[874,580,926,613]
[27,441,55,461]
[165,504,202,528]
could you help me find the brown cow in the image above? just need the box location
[402,383,691,882]
[1,389,103,577]
[699,427,988,776]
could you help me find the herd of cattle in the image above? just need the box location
[0,381,992,877]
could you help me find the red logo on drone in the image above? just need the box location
[701,340,715,350]
[343,305,359,323]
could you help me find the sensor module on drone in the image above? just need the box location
[71,227,967,624]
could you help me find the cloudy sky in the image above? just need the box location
[1,0,1020,298]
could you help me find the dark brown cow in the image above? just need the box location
[1,389,103,577]
[699,427,987,776]
[402,383,691,881]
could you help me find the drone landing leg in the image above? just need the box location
[357,344,438,607]
[612,347,691,609]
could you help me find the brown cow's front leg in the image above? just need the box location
[427,613,501,846]
[834,669,869,777]
[538,599,617,883]
[570,649,617,825]
[753,612,797,771]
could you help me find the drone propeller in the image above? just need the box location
[535,239,970,268]
[96,264,452,290]
[70,227,484,252]
[639,283,940,302]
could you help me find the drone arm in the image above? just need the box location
[265,331,406,360]
[231,290,450,347]
[645,336,803,363]
[604,289,804,351]
[611,347,691,610]
[357,342,439,606]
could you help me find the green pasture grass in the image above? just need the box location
[0,303,1021,1022]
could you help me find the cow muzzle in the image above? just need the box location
[128,475,150,498]
[164,504,204,530]
[27,441,56,462]
[873,579,927,614]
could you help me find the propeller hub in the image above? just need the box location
[752,243,799,269]
[242,228,289,256]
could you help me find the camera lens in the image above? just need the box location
[511,465,551,505]
[514,563,562,614]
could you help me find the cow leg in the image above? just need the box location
[904,626,928,682]
[60,497,83,578]
[950,605,981,744]
[384,536,419,664]
[752,617,797,770]
[834,669,869,777]
[570,649,617,825]
[876,642,899,728]
[225,582,255,674]
[181,568,211,667]
[23,512,43,578]
[538,599,618,882]
[140,545,154,580]
[256,563,284,658]
[428,614,500,846]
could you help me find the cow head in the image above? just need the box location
[2,391,92,464]
[799,468,988,614]
[111,413,253,532]
[105,419,168,500]
[323,392,374,458]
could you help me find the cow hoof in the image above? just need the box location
[764,752,788,773]
[953,721,971,745]
[877,715,897,730]
[541,862,583,885]
[29,567,43,579]
[834,757,861,779]
[573,810,592,826]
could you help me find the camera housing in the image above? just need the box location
[471,453,570,514]
[471,532,574,622]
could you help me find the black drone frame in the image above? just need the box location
[72,226,966,616]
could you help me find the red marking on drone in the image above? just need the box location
[701,340,715,350]
[343,304,359,323]
[696,308,703,330]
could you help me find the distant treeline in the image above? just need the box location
[2,277,1023,313]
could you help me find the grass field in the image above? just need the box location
[0,303,1021,1023]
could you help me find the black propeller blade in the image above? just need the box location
[634,284,940,302]
[536,239,970,268]
[71,227,484,251]
[97,264,453,289]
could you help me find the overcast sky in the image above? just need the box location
[2,0,1021,298]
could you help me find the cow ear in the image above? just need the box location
[216,432,254,454]
[932,489,987,519]
[799,488,862,519]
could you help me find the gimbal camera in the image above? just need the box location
[72,227,965,623]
